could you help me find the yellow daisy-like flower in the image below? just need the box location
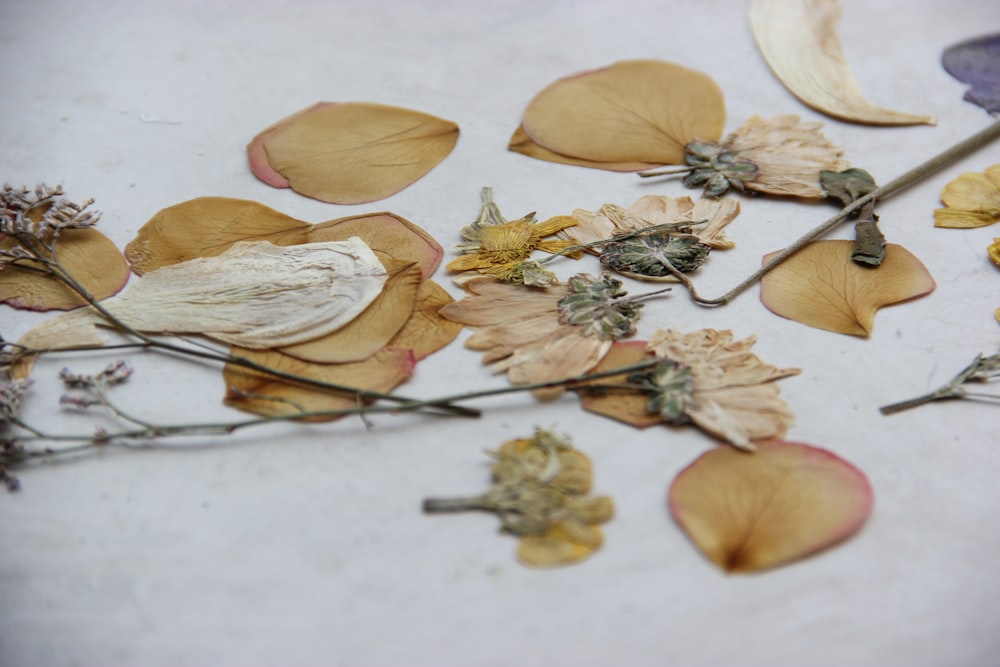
[446,187,580,282]
[934,164,1000,228]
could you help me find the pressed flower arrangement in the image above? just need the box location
[2,2,1000,585]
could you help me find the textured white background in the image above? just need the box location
[2,1,999,665]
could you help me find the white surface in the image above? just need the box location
[2,1,999,665]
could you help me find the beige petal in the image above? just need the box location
[521,59,725,164]
[0,228,129,311]
[223,347,415,420]
[760,241,936,336]
[277,258,421,364]
[250,102,459,204]
[750,0,935,125]
[670,439,873,572]
[507,125,662,172]
[385,279,463,360]
[127,198,443,278]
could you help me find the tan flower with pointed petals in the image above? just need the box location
[646,328,800,450]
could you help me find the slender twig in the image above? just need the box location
[880,352,1000,415]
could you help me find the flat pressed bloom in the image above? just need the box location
[934,164,1000,228]
[439,273,644,397]
[446,187,580,283]
[682,114,848,198]
[645,328,801,450]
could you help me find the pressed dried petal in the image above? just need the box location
[942,33,1000,114]
[934,164,1000,228]
[277,258,421,364]
[249,101,459,204]
[760,241,936,336]
[223,347,415,420]
[576,341,664,428]
[750,0,935,125]
[670,439,873,572]
[521,59,725,165]
[0,228,129,311]
[385,279,462,360]
[127,197,443,278]
[507,125,662,173]
[18,239,388,351]
[989,238,1000,266]
[517,521,604,568]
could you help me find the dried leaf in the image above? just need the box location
[18,239,388,351]
[248,101,459,204]
[507,125,662,172]
[0,228,128,311]
[519,59,725,166]
[126,197,443,279]
[943,33,1000,114]
[933,164,1000,228]
[760,241,936,336]
[749,0,935,125]
[670,439,873,572]
[276,258,421,364]
[223,347,415,420]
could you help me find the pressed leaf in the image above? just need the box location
[0,228,129,311]
[749,0,935,125]
[248,101,460,204]
[507,125,662,172]
[942,33,1000,114]
[520,59,725,165]
[760,241,936,336]
[126,197,442,278]
[18,239,388,351]
[670,439,873,573]
[223,346,415,420]
[934,164,1000,228]
[277,258,421,364]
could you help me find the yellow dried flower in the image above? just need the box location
[934,164,1000,228]
[447,187,580,282]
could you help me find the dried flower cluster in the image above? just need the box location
[423,428,613,567]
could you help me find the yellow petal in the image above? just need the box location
[517,522,604,568]
[935,169,1000,228]
[250,102,459,204]
[507,125,662,172]
[670,439,873,572]
[760,241,936,336]
[0,229,129,311]
[521,59,725,164]
[989,238,1000,266]
[750,0,935,125]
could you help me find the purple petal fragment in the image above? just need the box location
[943,33,1000,114]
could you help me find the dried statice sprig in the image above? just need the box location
[0,183,101,243]
[880,352,1000,415]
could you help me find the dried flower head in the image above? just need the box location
[423,428,614,567]
[682,115,848,198]
[446,187,580,283]
[440,274,647,397]
[0,183,101,242]
[0,378,33,425]
[579,329,800,450]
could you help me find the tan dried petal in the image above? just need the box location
[521,59,725,165]
[760,241,937,336]
[386,279,463,361]
[249,102,459,204]
[934,164,1000,228]
[750,0,935,125]
[507,125,662,173]
[0,228,129,311]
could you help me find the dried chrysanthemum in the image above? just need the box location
[934,164,1000,228]
[423,428,614,568]
[446,187,580,283]
[650,115,849,198]
[578,329,800,450]
[439,273,648,398]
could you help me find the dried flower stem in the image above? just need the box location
[880,352,1000,415]
[1,360,660,468]
[666,118,1000,306]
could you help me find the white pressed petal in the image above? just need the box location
[749,0,935,126]
[19,239,388,350]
